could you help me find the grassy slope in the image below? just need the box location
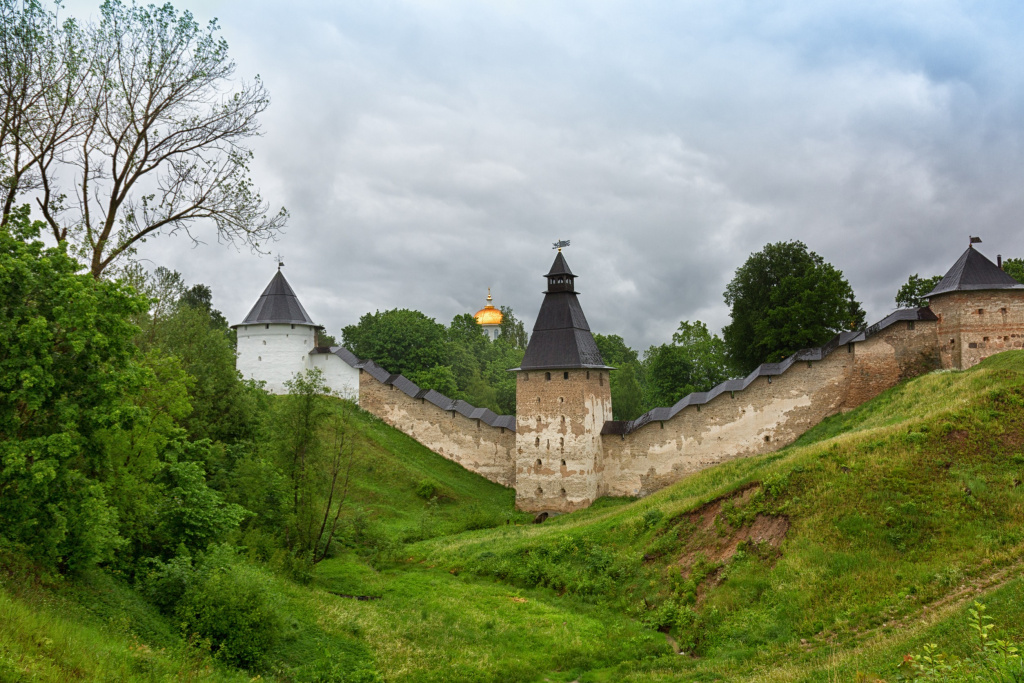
[405,351,1024,681]
[8,354,1024,681]
[337,403,533,538]
[0,401,531,682]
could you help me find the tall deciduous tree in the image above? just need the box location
[0,205,145,570]
[498,305,528,349]
[341,308,448,378]
[0,0,286,278]
[895,273,942,309]
[723,241,865,373]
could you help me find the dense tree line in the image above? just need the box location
[341,307,528,415]
[0,208,381,670]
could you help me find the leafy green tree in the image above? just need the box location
[483,342,524,414]
[0,206,147,571]
[611,364,644,421]
[141,304,264,445]
[670,321,734,389]
[1003,258,1024,285]
[723,241,865,373]
[594,334,645,420]
[895,273,942,308]
[594,333,639,368]
[342,309,448,377]
[499,306,529,349]
[643,344,695,409]
[407,365,460,398]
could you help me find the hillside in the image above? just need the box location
[399,350,1024,680]
[6,352,1024,681]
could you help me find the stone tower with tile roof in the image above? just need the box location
[513,251,614,513]
[927,245,1024,369]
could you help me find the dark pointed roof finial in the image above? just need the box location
[276,253,284,270]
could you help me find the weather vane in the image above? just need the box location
[276,253,284,270]
[552,239,570,252]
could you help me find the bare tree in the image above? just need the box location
[310,409,357,564]
[0,0,87,226]
[1,0,286,277]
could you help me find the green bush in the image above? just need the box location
[416,479,438,499]
[143,546,283,671]
[176,557,282,670]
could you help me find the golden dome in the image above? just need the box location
[474,289,504,326]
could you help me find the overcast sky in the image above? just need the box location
[65,0,1024,350]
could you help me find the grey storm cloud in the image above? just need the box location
[82,0,1024,352]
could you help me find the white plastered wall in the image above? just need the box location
[308,353,360,402]
[236,323,316,394]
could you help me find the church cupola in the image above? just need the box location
[473,288,504,341]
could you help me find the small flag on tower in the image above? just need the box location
[970,236,982,244]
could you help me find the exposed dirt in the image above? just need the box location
[675,485,789,585]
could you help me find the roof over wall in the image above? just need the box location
[601,306,938,437]
[234,270,319,327]
[518,253,611,371]
[324,346,517,432]
[928,246,1024,297]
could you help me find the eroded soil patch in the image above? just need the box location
[675,485,789,582]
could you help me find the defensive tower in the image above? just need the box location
[233,267,323,394]
[927,244,1024,369]
[513,251,613,513]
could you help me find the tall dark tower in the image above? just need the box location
[514,251,612,513]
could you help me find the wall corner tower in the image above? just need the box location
[514,252,613,513]
[232,268,324,394]
[926,243,1024,370]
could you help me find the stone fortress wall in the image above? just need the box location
[242,247,1024,513]
[325,293,1022,512]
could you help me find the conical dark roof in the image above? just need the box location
[519,253,610,370]
[235,270,319,326]
[546,251,576,277]
[927,246,1024,297]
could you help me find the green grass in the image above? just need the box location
[334,403,533,539]
[402,351,1024,680]
[9,351,1024,681]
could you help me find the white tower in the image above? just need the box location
[233,267,322,394]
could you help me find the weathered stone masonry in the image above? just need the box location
[254,245,1024,513]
